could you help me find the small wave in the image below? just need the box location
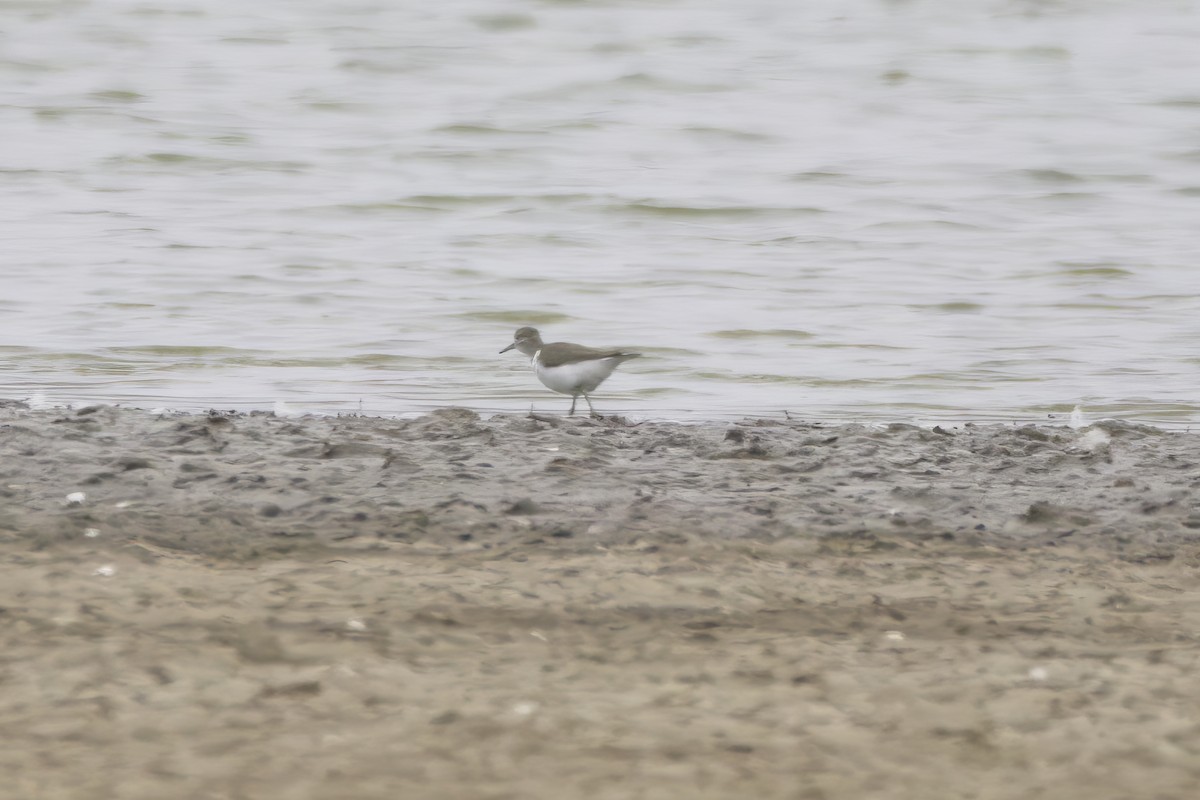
[709,329,815,340]
[907,302,984,313]
[606,203,825,218]
[1054,262,1132,278]
[457,310,573,325]
[1017,168,1085,183]
[106,153,310,172]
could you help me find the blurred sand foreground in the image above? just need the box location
[1,403,1199,799]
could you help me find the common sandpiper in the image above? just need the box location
[500,326,641,416]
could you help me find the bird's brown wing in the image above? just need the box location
[538,343,640,368]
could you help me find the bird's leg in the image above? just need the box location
[568,395,577,416]
[584,393,599,418]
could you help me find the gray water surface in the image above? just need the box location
[3,1,1198,424]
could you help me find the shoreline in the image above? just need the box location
[8,394,1198,432]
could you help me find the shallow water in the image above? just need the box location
[3,0,1198,425]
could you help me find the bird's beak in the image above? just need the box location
[499,342,516,354]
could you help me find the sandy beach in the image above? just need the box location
[2,402,1199,799]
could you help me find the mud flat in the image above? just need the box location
[2,403,1199,799]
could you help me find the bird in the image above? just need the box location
[500,326,641,416]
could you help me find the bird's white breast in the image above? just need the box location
[532,350,620,395]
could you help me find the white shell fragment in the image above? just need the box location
[345,619,367,631]
[884,630,906,641]
[273,401,302,418]
[66,492,87,505]
[93,565,116,577]
[83,528,101,538]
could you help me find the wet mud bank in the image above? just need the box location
[2,403,1197,559]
